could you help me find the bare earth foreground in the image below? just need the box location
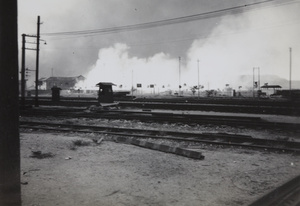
[20,130,299,206]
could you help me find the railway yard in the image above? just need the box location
[20,97,300,206]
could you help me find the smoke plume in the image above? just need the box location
[78,2,300,91]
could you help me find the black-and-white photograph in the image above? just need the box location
[1,0,300,205]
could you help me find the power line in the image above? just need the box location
[41,18,300,51]
[41,0,298,37]
[128,19,300,46]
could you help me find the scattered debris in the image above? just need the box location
[114,137,205,160]
[69,139,92,150]
[92,137,104,145]
[72,139,91,147]
[30,151,55,159]
[97,137,104,144]
[85,105,97,112]
[32,151,42,156]
[23,168,40,175]
[103,190,120,197]
[93,137,106,144]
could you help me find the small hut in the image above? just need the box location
[96,82,116,104]
[51,86,62,102]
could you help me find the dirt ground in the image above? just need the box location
[20,129,300,206]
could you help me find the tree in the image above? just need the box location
[190,86,197,95]
[206,90,217,97]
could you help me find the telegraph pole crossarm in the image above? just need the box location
[24,34,37,38]
[25,48,37,51]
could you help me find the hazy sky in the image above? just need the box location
[18,0,300,90]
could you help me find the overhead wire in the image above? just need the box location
[41,16,300,51]
[41,0,299,38]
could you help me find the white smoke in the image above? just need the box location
[186,3,300,90]
[77,43,179,91]
[78,3,300,92]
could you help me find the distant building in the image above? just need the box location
[38,77,47,90]
[19,77,46,92]
[260,84,282,96]
[39,75,85,90]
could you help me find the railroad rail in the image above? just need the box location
[22,97,300,115]
[118,101,300,115]
[20,107,300,130]
[20,121,300,154]
[250,174,300,206]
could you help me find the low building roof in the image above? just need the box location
[51,86,62,90]
[45,75,85,82]
[96,82,116,86]
[261,85,282,89]
[46,77,76,82]
[39,77,47,81]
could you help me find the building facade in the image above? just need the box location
[42,75,85,90]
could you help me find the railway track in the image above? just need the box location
[22,97,300,115]
[20,107,300,130]
[20,121,300,154]
[118,101,300,115]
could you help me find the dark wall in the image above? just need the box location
[0,1,21,205]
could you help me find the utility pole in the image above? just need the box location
[35,15,41,107]
[197,59,200,99]
[20,16,44,108]
[21,34,26,108]
[178,56,181,95]
[21,33,39,108]
[258,67,260,90]
[131,69,133,99]
[253,67,255,97]
[253,67,260,98]
[289,47,292,96]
